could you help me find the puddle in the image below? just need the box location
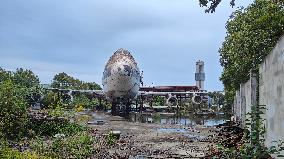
[156,117,226,127]
[184,134,206,139]
[130,112,227,127]
[157,128,188,133]
[156,128,207,140]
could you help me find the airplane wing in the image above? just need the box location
[138,91,207,96]
[44,88,104,95]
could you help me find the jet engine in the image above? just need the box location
[166,94,178,106]
[62,91,74,103]
[191,94,202,104]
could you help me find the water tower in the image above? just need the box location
[195,60,205,90]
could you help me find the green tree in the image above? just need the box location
[219,0,284,106]
[51,72,101,90]
[13,68,40,88]
[72,94,91,108]
[49,72,102,109]
[41,91,60,108]
[0,68,41,106]
[51,72,81,89]
[152,96,165,106]
[199,0,236,13]
[81,82,101,90]
[0,80,28,140]
[208,91,224,105]
[0,68,12,82]
[198,0,284,13]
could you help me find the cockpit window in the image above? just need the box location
[123,65,131,76]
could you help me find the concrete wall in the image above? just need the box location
[233,36,284,153]
[259,36,284,148]
[233,73,255,128]
[233,90,241,122]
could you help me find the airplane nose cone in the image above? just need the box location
[103,48,140,77]
[102,49,141,101]
[106,48,138,68]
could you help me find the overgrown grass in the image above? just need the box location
[30,132,95,159]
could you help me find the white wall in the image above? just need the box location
[233,36,284,156]
[259,36,284,149]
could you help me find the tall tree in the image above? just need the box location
[51,72,101,90]
[51,72,81,89]
[219,0,284,105]
[13,68,40,88]
[0,68,41,105]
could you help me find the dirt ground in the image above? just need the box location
[87,112,219,159]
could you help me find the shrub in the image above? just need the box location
[0,139,45,159]
[0,80,29,140]
[72,94,91,109]
[40,91,59,109]
[30,132,94,159]
[28,117,86,137]
[106,132,118,145]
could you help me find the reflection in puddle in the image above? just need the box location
[184,134,206,139]
[158,117,226,127]
[157,128,188,133]
[156,128,207,140]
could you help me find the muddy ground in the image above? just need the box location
[87,112,220,159]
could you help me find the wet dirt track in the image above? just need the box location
[88,112,220,159]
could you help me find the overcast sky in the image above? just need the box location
[0,0,253,91]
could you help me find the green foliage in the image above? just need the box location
[81,82,102,90]
[51,72,101,90]
[0,68,41,105]
[0,129,44,159]
[0,67,40,87]
[72,94,91,108]
[0,148,45,159]
[47,106,65,117]
[13,68,40,88]
[31,132,94,159]
[102,100,112,110]
[219,0,284,106]
[90,98,100,108]
[152,96,165,106]
[199,0,235,13]
[0,68,12,82]
[211,104,284,158]
[51,72,80,89]
[49,72,102,109]
[106,132,118,145]
[72,94,103,110]
[198,0,284,13]
[208,91,224,104]
[0,80,29,140]
[28,116,86,137]
[40,91,59,108]
[152,113,161,122]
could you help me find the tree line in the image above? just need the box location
[219,0,284,109]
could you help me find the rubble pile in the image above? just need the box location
[216,122,244,148]
[203,121,245,158]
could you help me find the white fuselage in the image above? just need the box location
[102,49,140,102]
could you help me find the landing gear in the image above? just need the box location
[111,102,118,116]
[111,100,132,118]
[124,101,131,118]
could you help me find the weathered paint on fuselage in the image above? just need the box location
[102,49,141,102]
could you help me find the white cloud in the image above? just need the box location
[0,0,253,90]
